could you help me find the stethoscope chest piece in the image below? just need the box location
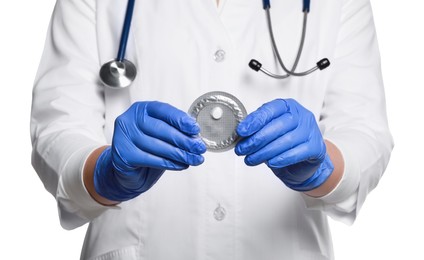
[189,91,247,152]
[99,59,137,88]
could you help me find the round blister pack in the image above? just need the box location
[189,91,247,152]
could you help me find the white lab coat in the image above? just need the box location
[31,0,393,259]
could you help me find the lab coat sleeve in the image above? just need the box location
[30,0,112,230]
[302,0,394,225]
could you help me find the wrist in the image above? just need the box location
[83,146,119,206]
[93,146,132,202]
[304,140,345,197]
[282,154,334,192]
[92,146,165,202]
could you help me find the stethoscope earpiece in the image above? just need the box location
[248,59,262,72]
[317,58,330,70]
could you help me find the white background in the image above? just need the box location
[0,0,422,259]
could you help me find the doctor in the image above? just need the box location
[31,0,393,259]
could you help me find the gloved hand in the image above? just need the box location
[235,99,334,192]
[94,101,207,201]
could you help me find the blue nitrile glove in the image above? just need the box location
[94,101,207,201]
[235,99,334,192]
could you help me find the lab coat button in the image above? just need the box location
[213,204,226,221]
[214,49,226,62]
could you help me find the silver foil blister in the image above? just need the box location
[189,91,247,152]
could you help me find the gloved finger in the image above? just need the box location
[266,140,326,169]
[111,139,189,172]
[140,115,206,154]
[235,112,298,156]
[242,128,309,166]
[237,99,289,137]
[130,130,205,166]
[144,101,200,136]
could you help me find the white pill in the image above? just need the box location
[211,106,223,120]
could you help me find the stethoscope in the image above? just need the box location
[99,0,330,89]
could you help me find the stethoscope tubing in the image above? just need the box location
[263,0,310,12]
[264,8,319,78]
[117,0,136,62]
[101,0,328,88]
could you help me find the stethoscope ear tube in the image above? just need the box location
[250,1,330,79]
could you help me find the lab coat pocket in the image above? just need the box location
[88,245,141,260]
